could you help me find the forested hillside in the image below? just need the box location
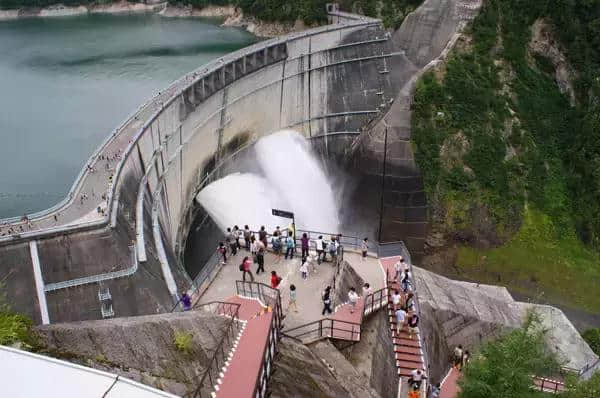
[412,0,600,313]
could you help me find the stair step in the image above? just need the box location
[394,337,421,348]
[395,353,424,363]
[391,329,419,340]
[397,359,426,370]
[394,345,422,355]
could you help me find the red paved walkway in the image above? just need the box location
[440,367,461,398]
[215,296,273,398]
[328,298,364,341]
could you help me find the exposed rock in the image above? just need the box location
[159,4,236,18]
[310,340,380,398]
[35,311,232,396]
[222,8,310,38]
[529,18,577,106]
[336,307,398,398]
[269,337,352,397]
[414,266,599,374]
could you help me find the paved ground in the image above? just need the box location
[199,248,385,330]
[440,367,460,398]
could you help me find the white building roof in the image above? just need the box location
[0,345,179,398]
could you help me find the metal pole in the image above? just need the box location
[378,126,388,243]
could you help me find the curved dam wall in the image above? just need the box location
[0,12,406,324]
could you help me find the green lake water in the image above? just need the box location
[0,13,256,217]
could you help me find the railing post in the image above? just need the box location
[319,320,323,339]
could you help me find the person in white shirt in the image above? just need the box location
[391,290,402,311]
[393,257,404,281]
[348,287,359,313]
[315,235,324,264]
[409,369,427,390]
[299,258,309,280]
[395,308,407,334]
[361,237,368,261]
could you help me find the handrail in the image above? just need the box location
[190,301,241,398]
[282,317,362,343]
[363,286,388,316]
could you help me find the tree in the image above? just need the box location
[562,372,600,398]
[458,312,561,398]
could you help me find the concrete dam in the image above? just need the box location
[0,1,481,325]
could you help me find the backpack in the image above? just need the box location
[329,243,336,253]
[322,240,327,250]
[239,264,244,271]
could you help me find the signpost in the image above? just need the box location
[272,209,295,240]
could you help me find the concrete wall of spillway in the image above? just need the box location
[0,11,406,324]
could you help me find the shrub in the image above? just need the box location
[174,331,194,355]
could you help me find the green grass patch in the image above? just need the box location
[174,331,194,355]
[457,206,600,313]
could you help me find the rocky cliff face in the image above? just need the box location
[414,266,599,378]
[35,311,232,396]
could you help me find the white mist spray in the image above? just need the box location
[197,130,339,233]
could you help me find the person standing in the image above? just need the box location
[328,237,337,263]
[300,257,309,279]
[180,292,192,311]
[226,227,237,256]
[408,369,427,392]
[218,242,227,264]
[315,235,324,264]
[271,271,282,288]
[348,287,359,314]
[240,256,254,282]
[401,268,412,293]
[273,226,281,238]
[250,235,258,261]
[391,289,402,311]
[272,234,282,262]
[361,237,368,261]
[461,350,470,371]
[259,226,268,247]
[289,284,298,313]
[243,225,251,251]
[404,292,415,312]
[393,257,404,281]
[429,383,441,398]
[301,233,309,259]
[256,239,266,275]
[395,307,407,334]
[322,286,333,315]
[407,313,419,339]
[233,225,241,249]
[453,345,463,369]
[285,234,295,259]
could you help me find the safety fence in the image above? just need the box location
[363,286,388,316]
[187,301,241,398]
[282,318,362,344]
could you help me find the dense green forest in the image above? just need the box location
[412,0,600,312]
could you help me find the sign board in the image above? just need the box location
[272,209,294,219]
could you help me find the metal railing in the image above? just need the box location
[44,245,138,292]
[235,281,283,329]
[282,318,362,344]
[234,280,283,398]
[532,376,566,393]
[363,286,388,316]
[190,301,241,398]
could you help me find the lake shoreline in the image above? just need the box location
[0,2,311,38]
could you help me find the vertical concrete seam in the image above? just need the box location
[278,49,287,129]
[308,37,312,137]
[29,240,50,325]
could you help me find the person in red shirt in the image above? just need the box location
[271,271,282,288]
[240,256,254,282]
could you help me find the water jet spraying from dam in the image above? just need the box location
[197,130,339,233]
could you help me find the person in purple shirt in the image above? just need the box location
[181,292,192,311]
[301,233,310,259]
